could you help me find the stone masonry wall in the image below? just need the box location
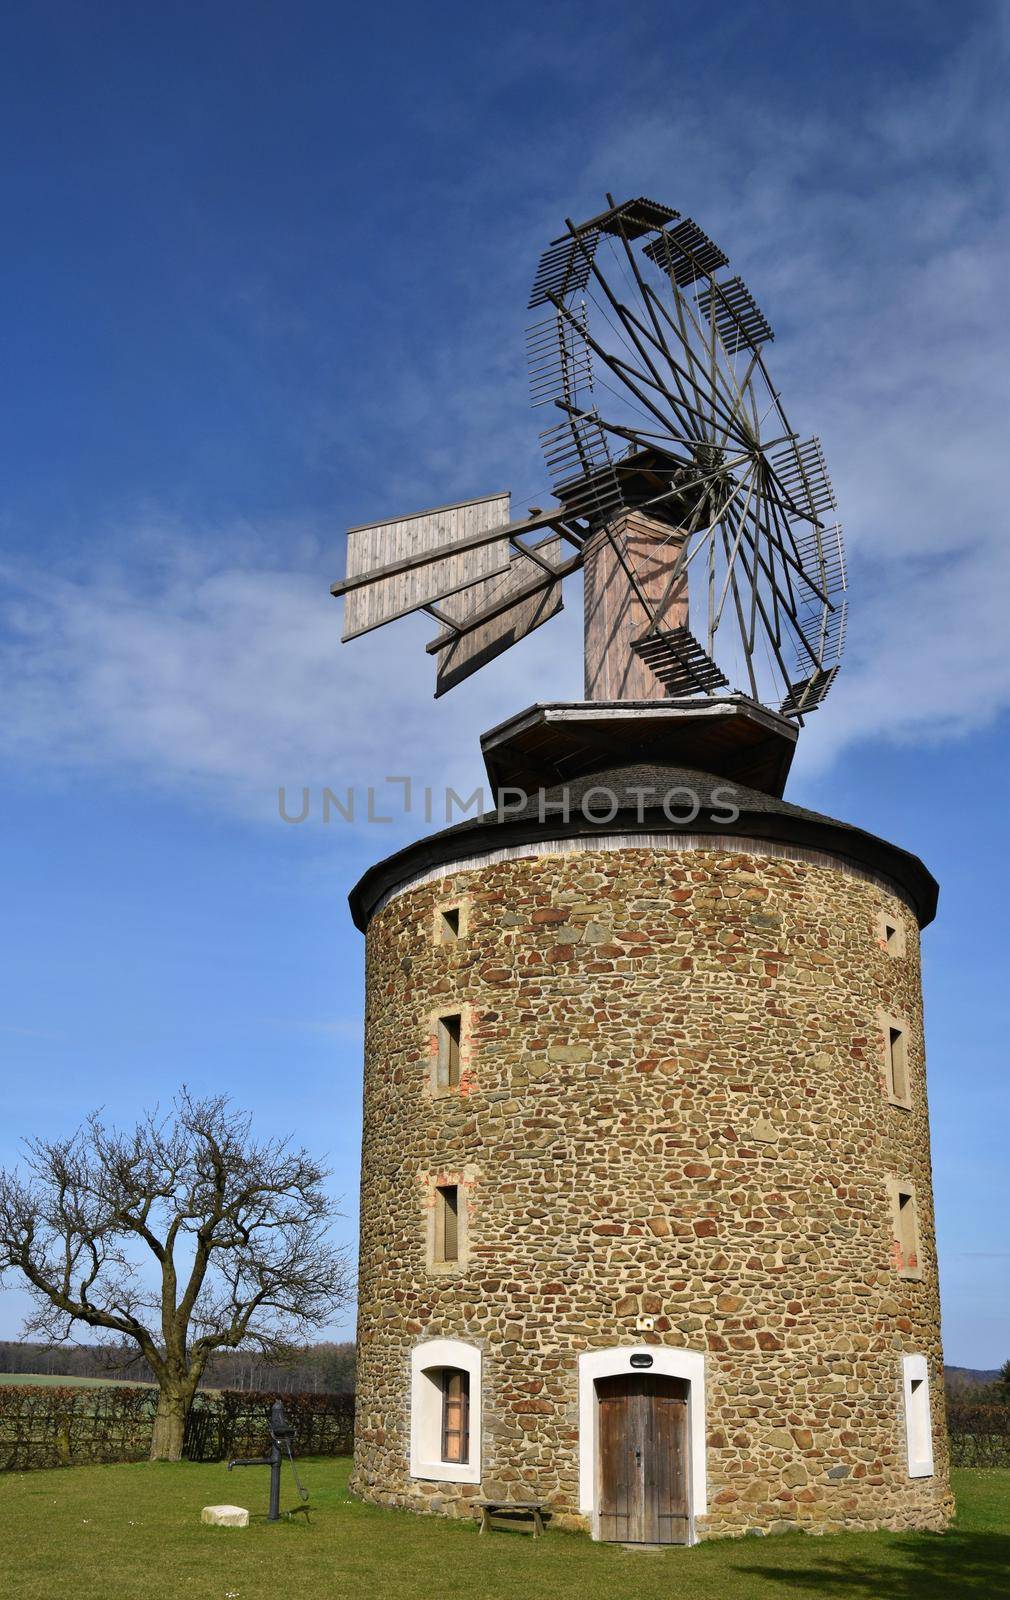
[350,841,952,1537]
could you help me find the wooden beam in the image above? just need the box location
[332,510,583,599]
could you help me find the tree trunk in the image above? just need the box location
[150,1383,192,1462]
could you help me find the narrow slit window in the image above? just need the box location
[437,1014,462,1089]
[876,911,906,956]
[440,1368,470,1464]
[888,1024,910,1106]
[434,1184,459,1263]
[902,1355,934,1476]
[891,1183,922,1279]
[439,906,461,943]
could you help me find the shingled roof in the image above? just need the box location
[348,763,938,932]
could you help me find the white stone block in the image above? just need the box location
[201,1504,249,1528]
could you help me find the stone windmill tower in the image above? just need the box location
[332,197,951,1543]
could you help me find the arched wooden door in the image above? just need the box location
[596,1373,690,1543]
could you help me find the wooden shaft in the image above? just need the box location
[583,511,688,700]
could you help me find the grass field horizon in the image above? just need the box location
[0,1373,157,1389]
[3,1458,1009,1599]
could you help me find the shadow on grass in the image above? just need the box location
[736,1529,1010,1599]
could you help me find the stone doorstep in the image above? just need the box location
[201,1504,249,1528]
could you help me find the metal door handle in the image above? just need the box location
[635,1448,642,1464]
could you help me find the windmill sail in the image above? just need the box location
[429,535,565,696]
[340,493,512,641]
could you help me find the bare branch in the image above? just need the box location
[0,1087,352,1458]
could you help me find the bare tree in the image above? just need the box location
[0,1090,353,1460]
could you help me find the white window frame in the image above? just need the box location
[409,1337,481,1485]
[577,1345,706,1544]
[902,1354,934,1478]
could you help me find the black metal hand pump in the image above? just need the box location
[227,1400,309,1522]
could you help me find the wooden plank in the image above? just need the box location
[651,1377,690,1545]
[430,536,567,697]
[340,493,511,641]
[597,1374,634,1542]
[476,1501,545,1536]
[584,511,688,699]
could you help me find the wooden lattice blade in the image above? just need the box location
[780,665,839,717]
[642,218,729,286]
[632,626,730,697]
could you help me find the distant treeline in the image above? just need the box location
[0,1341,1002,1406]
[944,1366,1004,1399]
[0,1340,355,1393]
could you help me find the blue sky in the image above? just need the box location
[0,0,1008,1366]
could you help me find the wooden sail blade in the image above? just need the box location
[428,536,567,696]
[770,436,837,520]
[643,217,729,287]
[780,664,839,718]
[528,232,601,310]
[632,626,729,697]
[695,276,774,355]
[340,493,511,641]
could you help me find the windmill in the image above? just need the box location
[333,194,846,723]
[339,200,949,1554]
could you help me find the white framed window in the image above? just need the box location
[902,1354,934,1477]
[410,1338,481,1484]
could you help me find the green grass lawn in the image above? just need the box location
[0,1373,156,1389]
[2,1458,1008,1600]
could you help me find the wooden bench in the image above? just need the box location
[477,1499,546,1537]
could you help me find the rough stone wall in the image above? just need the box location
[351,842,952,1537]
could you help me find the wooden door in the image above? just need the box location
[597,1373,689,1543]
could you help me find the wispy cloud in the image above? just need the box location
[0,522,581,821]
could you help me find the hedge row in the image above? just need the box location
[0,1385,157,1471]
[947,1402,1010,1468]
[0,1384,354,1471]
[184,1388,355,1462]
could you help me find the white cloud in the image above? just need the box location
[0,525,582,821]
